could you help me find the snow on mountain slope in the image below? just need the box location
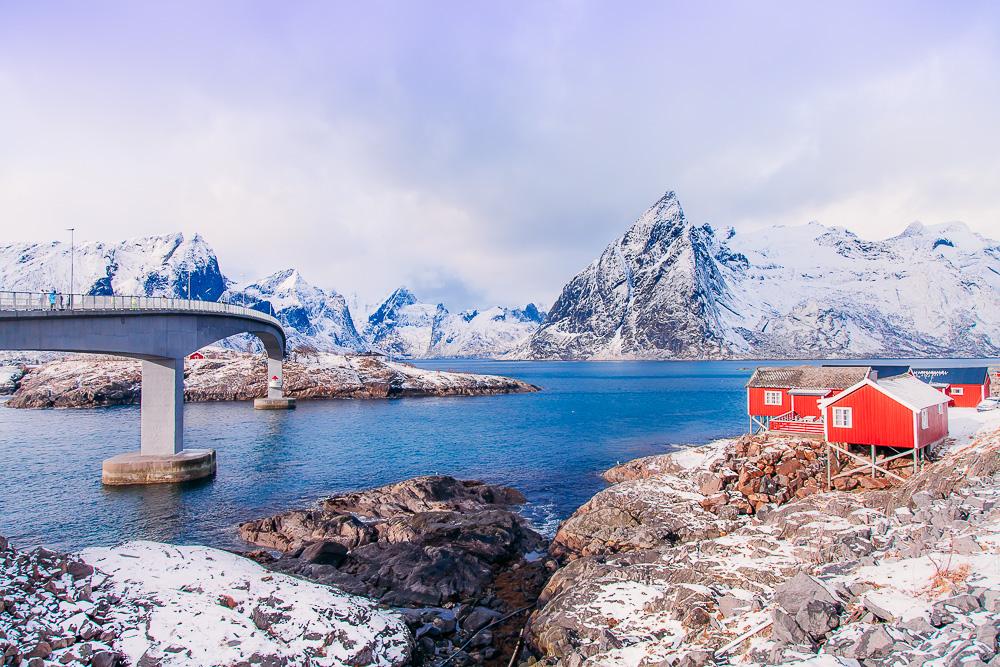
[518,191,737,359]
[720,219,1000,358]
[224,269,367,353]
[0,232,537,358]
[364,287,545,358]
[518,191,1000,359]
[430,304,545,358]
[364,287,441,357]
[0,233,227,300]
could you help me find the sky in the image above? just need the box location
[1,1,999,310]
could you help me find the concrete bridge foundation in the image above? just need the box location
[254,355,296,409]
[102,355,219,485]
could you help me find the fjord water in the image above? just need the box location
[3,358,984,551]
[0,360,755,550]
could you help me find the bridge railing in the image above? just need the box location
[0,291,281,328]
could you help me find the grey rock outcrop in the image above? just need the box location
[241,476,544,607]
[7,349,537,408]
[525,426,1000,666]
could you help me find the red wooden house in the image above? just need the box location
[746,366,872,435]
[819,374,950,449]
[910,367,992,408]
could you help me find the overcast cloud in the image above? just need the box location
[1,1,998,309]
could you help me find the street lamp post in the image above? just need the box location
[66,228,75,309]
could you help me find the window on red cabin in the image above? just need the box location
[950,386,964,396]
[937,403,943,414]
[764,390,782,406]
[921,409,929,429]
[832,407,852,428]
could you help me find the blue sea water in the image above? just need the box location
[0,358,990,551]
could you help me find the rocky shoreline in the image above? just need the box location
[3,417,999,666]
[524,419,1000,666]
[3,349,538,408]
[238,476,555,666]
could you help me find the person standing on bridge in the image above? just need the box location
[48,288,56,311]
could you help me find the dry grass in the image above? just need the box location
[927,561,971,595]
[925,549,970,596]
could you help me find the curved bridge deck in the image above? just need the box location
[0,291,291,484]
[0,291,281,328]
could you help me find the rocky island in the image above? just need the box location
[3,348,538,408]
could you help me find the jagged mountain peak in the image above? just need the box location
[367,286,436,327]
[255,268,311,294]
[619,190,690,253]
[520,190,733,360]
[225,269,365,354]
[516,303,545,323]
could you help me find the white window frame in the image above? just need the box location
[920,409,929,429]
[832,407,852,428]
[764,390,782,406]
[950,386,964,396]
[937,403,943,415]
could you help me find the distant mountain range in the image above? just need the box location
[516,191,1000,359]
[0,233,544,358]
[2,191,997,359]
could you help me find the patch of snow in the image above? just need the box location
[79,541,412,667]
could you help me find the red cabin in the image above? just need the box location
[746,366,872,435]
[910,367,992,408]
[187,351,205,360]
[820,374,950,449]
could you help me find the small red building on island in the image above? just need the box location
[746,365,872,435]
[819,374,950,449]
[910,367,992,408]
[747,364,952,484]
[746,365,950,449]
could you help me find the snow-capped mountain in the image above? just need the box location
[518,190,1000,359]
[364,287,544,358]
[363,287,442,357]
[0,233,227,301]
[223,269,367,354]
[429,304,545,358]
[0,232,540,358]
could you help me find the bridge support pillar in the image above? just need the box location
[140,357,184,455]
[254,354,296,410]
[102,356,216,485]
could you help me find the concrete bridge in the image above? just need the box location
[0,292,293,484]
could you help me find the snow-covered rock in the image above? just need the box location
[223,269,367,354]
[364,287,544,358]
[79,541,412,667]
[518,190,1000,359]
[6,349,538,408]
[0,233,227,301]
[0,365,22,394]
[527,412,1000,666]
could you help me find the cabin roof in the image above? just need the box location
[747,365,870,390]
[823,363,910,379]
[876,375,953,411]
[910,367,990,385]
[822,374,952,413]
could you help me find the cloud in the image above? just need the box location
[0,1,998,309]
